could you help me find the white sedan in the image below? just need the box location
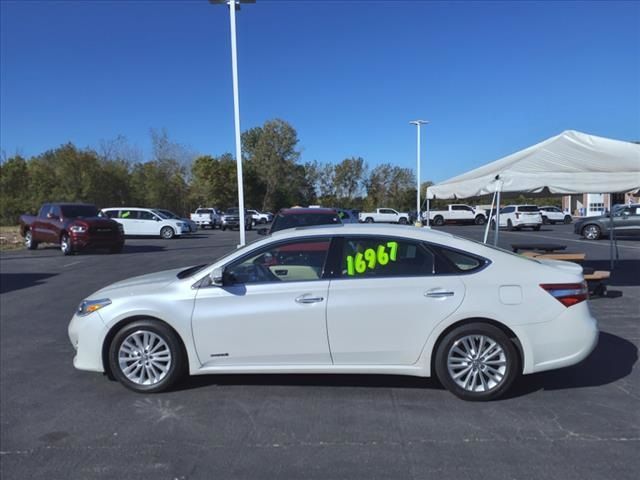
[68,224,598,401]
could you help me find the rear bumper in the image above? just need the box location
[516,303,599,374]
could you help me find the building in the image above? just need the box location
[562,192,639,217]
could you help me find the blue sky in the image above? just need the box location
[1,0,639,183]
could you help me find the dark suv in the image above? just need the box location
[264,208,342,235]
[574,204,640,240]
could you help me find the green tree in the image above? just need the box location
[0,155,30,224]
[334,156,366,201]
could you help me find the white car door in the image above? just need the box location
[137,210,161,235]
[191,238,333,366]
[326,236,466,365]
[117,209,140,235]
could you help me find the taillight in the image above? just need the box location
[540,282,588,307]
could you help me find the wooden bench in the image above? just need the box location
[521,251,586,262]
[512,243,567,253]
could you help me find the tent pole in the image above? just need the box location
[426,198,430,227]
[483,190,497,244]
[494,185,502,246]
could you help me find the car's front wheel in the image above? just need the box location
[582,224,601,240]
[160,226,175,239]
[108,320,186,393]
[564,215,572,224]
[435,323,519,401]
[60,233,73,255]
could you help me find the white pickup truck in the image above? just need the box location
[424,204,487,226]
[359,208,410,224]
[190,208,221,229]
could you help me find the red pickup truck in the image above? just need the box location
[19,203,125,255]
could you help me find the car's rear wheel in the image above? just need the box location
[582,224,601,240]
[160,226,175,239]
[108,320,185,393]
[365,217,374,223]
[398,217,408,225]
[541,216,549,225]
[435,323,519,401]
[507,219,515,231]
[60,233,73,255]
[433,216,444,226]
[474,215,486,225]
[25,230,38,250]
[564,215,572,224]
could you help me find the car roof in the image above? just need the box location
[277,208,338,215]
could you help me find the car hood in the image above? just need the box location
[93,267,185,297]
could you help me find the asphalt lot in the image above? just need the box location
[1,223,638,479]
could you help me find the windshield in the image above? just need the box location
[60,205,99,218]
[156,210,178,219]
[271,212,341,233]
[225,208,240,215]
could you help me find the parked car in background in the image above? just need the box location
[424,204,487,226]
[334,208,359,224]
[190,208,221,229]
[102,207,190,239]
[574,203,640,240]
[247,209,273,224]
[69,223,598,401]
[359,208,410,224]
[265,208,342,234]
[539,206,572,224]
[20,203,124,255]
[155,209,198,233]
[491,205,542,231]
[221,208,253,231]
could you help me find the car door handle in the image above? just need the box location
[425,289,455,298]
[295,295,324,304]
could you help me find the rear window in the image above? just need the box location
[196,209,212,214]
[436,247,484,272]
[271,213,341,233]
[518,206,539,212]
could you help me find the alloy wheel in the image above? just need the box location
[447,335,507,393]
[118,330,172,386]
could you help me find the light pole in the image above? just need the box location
[409,120,429,226]
[210,0,255,247]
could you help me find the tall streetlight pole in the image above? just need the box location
[409,120,429,226]
[210,0,255,247]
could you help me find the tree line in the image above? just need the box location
[0,119,422,225]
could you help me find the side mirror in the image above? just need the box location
[257,228,269,236]
[210,267,224,286]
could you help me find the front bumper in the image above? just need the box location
[70,233,125,251]
[68,311,108,372]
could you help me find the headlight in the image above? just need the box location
[77,298,111,317]
[70,225,87,233]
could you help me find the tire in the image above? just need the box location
[433,216,445,226]
[564,215,572,224]
[533,225,541,231]
[24,230,38,250]
[582,224,601,240]
[259,218,267,224]
[160,226,175,239]
[474,215,486,225]
[507,219,515,231]
[365,217,374,223]
[398,217,408,225]
[435,322,519,401]
[60,233,73,256]
[108,319,186,393]
[542,216,549,225]
[109,244,124,254]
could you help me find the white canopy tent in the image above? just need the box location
[426,130,640,200]
[425,130,640,266]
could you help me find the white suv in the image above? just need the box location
[102,207,190,239]
[492,205,542,231]
[539,206,572,224]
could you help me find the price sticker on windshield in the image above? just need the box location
[346,241,398,276]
